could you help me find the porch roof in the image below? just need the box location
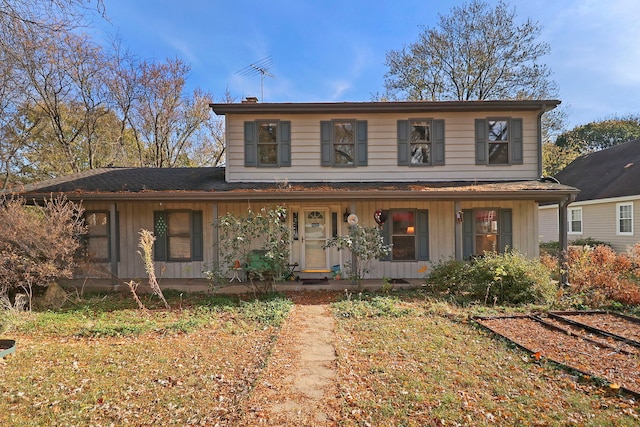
[8,167,578,203]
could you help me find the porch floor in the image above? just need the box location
[62,278,425,295]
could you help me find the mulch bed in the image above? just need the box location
[475,312,640,397]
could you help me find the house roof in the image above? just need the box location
[7,167,577,203]
[210,99,561,115]
[554,139,640,202]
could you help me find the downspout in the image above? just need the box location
[558,193,576,285]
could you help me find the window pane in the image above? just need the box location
[488,143,509,164]
[392,236,416,260]
[334,122,354,143]
[86,212,108,235]
[168,212,190,234]
[475,210,497,234]
[476,234,498,254]
[258,122,278,142]
[410,144,431,164]
[258,144,278,165]
[87,236,109,260]
[620,219,632,233]
[334,144,354,165]
[168,236,191,259]
[392,211,415,234]
[411,121,430,142]
[488,120,508,141]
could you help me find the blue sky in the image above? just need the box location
[93,0,640,129]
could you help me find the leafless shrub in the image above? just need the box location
[137,229,169,310]
[0,195,85,309]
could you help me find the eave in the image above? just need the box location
[210,100,561,115]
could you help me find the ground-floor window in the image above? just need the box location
[83,211,110,261]
[463,208,512,258]
[383,209,429,261]
[153,210,203,262]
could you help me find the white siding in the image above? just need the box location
[538,198,640,252]
[538,206,559,242]
[226,110,541,182]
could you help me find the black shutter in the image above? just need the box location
[417,210,429,261]
[191,210,204,261]
[153,211,167,261]
[500,209,513,252]
[475,119,487,165]
[279,121,291,167]
[462,209,474,259]
[320,121,332,166]
[397,120,410,166]
[356,120,368,166]
[244,121,257,167]
[433,119,445,166]
[511,118,523,165]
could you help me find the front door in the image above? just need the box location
[301,209,330,272]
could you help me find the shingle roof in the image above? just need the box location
[554,139,640,202]
[5,167,577,203]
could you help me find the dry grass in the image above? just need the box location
[1,290,639,426]
[332,295,639,426]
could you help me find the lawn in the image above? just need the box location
[1,290,638,426]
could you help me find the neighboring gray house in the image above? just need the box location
[539,139,640,252]
[11,99,578,289]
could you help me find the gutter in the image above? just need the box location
[21,188,579,203]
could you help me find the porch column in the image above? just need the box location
[109,202,118,286]
[454,201,462,260]
[212,202,219,267]
[558,195,576,285]
[350,201,357,284]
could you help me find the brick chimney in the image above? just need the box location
[242,96,259,104]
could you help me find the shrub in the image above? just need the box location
[468,251,557,305]
[566,244,640,307]
[425,251,557,306]
[0,195,85,309]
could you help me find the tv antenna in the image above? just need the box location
[237,56,275,102]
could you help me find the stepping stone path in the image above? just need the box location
[239,292,340,426]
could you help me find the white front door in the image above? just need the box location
[301,209,330,272]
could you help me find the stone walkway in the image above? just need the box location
[239,295,339,425]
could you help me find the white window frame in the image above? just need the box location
[616,202,634,236]
[567,207,582,235]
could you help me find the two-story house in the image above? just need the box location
[14,99,578,289]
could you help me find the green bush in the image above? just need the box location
[425,251,557,306]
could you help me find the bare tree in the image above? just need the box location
[384,0,555,101]
[129,58,214,167]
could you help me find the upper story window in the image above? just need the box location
[568,207,582,234]
[320,120,368,167]
[397,119,445,166]
[244,120,291,167]
[475,118,523,166]
[617,202,634,235]
[153,210,203,262]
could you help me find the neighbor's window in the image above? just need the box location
[475,209,499,254]
[391,210,416,260]
[410,120,431,165]
[568,207,582,234]
[488,120,509,164]
[333,121,355,166]
[617,203,633,235]
[84,211,110,261]
[257,121,278,166]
